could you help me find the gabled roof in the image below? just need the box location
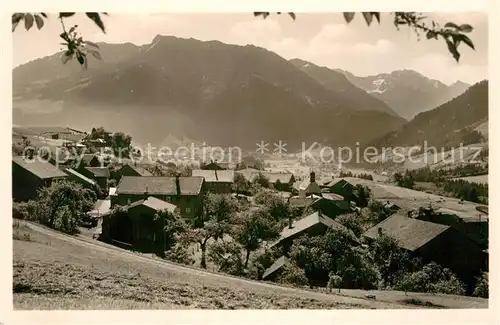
[275,211,349,246]
[116,176,204,196]
[81,154,99,165]
[13,156,68,180]
[363,213,450,251]
[65,168,97,186]
[129,196,178,213]
[324,178,354,189]
[85,167,111,178]
[235,168,260,182]
[192,170,235,183]
[263,256,289,280]
[119,164,153,176]
[288,195,321,208]
[321,193,345,201]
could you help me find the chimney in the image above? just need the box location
[288,216,293,229]
[377,227,383,236]
[144,186,149,200]
[175,173,181,198]
[310,171,316,183]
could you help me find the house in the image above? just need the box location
[114,175,205,218]
[416,207,488,249]
[235,168,260,182]
[271,210,356,254]
[12,156,68,201]
[101,196,178,252]
[296,172,322,198]
[192,169,234,194]
[322,178,357,202]
[309,195,352,220]
[363,213,486,288]
[262,172,296,192]
[262,256,290,281]
[112,163,153,181]
[82,167,110,192]
[200,161,228,170]
[78,154,102,169]
[65,168,98,190]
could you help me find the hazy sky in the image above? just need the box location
[12,12,488,84]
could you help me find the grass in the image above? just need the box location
[13,224,403,310]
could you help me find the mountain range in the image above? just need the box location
[13,35,479,151]
[291,59,471,120]
[369,80,488,150]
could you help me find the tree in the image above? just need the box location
[233,208,281,269]
[207,241,245,276]
[35,180,97,234]
[187,193,239,268]
[152,209,188,254]
[12,12,476,69]
[354,184,371,207]
[277,262,309,286]
[253,173,270,189]
[232,173,250,196]
[254,190,292,223]
[289,228,379,289]
[336,213,364,237]
[370,233,421,288]
[394,262,466,295]
[111,132,132,158]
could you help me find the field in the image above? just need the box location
[13,222,487,309]
[452,175,488,185]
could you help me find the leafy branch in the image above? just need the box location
[12,12,107,69]
[254,12,475,62]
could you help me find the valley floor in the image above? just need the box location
[13,222,487,310]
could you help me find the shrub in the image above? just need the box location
[394,262,466,295]
[207,241,245,276]
[277,262,309,286]
[12,200,40,221]
[165,244,196,266]
[473,272,488,298]
[53,205,80,235]
[336,213,364,237]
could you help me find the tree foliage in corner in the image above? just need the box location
[13,12,475,68]
[254,12,475,62]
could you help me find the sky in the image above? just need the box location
[12,12,488,84]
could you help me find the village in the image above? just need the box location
[12,125,489,302]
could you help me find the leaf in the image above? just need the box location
[12,21,20,32]
[372,12,380,23]
[59,12,75,18]
[84,40,100,49]
[362,12,373,26]
[24,13,34,30]
[86,12,106,33]
[254,12,270,19]
[459,24,473,33]
[446,39,460,62]
[40,13,48,18]
[90,50,102,60]
[69,26,76,34]
[34,14,44,29]
[12,13,25,24]
[444,22,460,30]
[288,12,296,20]
[426,30,437,40]
[457,34,475,50]
[343,12,355,23]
